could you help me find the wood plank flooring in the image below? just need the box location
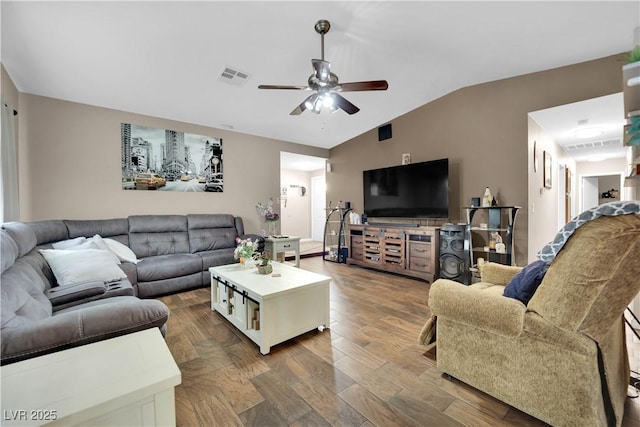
[158,257,640,427]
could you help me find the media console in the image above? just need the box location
[347,224,440,282]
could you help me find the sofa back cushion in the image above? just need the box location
[187,214,238,253]
[528,214,640,341]
[2,222,38,257]
[65,218,129,246]
[1,256,53,329]
[25,220,68,246]
[128,215,189,258]
[1,230,19,274]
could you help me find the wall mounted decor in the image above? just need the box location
[543,150,552,189]
[121,123,223,192]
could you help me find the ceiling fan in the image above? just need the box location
[258,19,389,115]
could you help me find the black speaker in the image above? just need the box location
[439,224,465,284]
[378,123,392,141]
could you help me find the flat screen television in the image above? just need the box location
[363,158,449,219]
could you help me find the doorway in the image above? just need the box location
[279,152,327,256]
[580,173,623,212]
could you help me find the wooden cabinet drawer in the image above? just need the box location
[351,236,364,246]
[409,242,431,258]
[410,257,431,272]
[351,247,364,260]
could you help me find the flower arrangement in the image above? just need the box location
[234,237,259,260]
[252,251,271,266]
[256,198,280,222]
[253,251,273,274]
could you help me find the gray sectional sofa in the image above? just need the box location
[1,214,259,365]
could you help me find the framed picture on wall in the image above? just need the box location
[543,151,552,189]
[121,123,223,192]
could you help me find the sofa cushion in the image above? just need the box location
[2,222,38,257]
[1,259,53,329]
[52,236,87,249]
[137,273,202,298]
[128,215,189,257]
[199,248,235,270]
[187,214,238,253]
[503,260,548,305]
[1,296,169,365]
[26,220,69,246]
[39,249,127,286]
[1,230,19,274]
[65,218,129,245]
[135,253,202,282]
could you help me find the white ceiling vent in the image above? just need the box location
[218,66,251,87]
[564,138,621,151]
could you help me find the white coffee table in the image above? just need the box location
[210,261,330,354]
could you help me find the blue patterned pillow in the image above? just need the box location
[503,260,549,304]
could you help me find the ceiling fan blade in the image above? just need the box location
[290,95,315,115]
[333,93,360,115]
[311,59,331,81]
[338,80,389,92]
[258,84,309,90]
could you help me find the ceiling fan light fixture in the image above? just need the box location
[321,93,334,108]
[312,97,323,113]
[305,94,318,110]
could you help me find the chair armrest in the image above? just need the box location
[429,278,526,337]
[479,262,522,286]
[45,281,108,307]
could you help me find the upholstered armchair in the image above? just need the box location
[427,213,640,427]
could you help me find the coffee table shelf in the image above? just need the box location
[210,261,330,354]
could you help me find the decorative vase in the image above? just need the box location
[267,220,277,236]
[257,263,273,275]
[239,257,250,267]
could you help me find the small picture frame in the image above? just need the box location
[543,151,552,189]
[402,153,411,165]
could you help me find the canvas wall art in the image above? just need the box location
[121,123,223,192]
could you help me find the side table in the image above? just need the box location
[264,236,301,267]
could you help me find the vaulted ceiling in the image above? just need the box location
[2,1,639,152]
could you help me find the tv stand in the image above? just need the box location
[346,224,440,282]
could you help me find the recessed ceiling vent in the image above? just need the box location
[218,66,251,87]
[564,139,621,151]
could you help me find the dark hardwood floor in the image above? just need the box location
[158,257,640,427]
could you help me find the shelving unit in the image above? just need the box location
[322,207,352,263]
[464,206,520,283]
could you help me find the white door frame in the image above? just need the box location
[311,175,326,242]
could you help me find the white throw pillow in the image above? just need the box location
[39,249,127,286]
[89,234,137,264]
[61,238,121,264]
[88,234,111,251]
[103,238,138,264]
[52,236,87,249]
